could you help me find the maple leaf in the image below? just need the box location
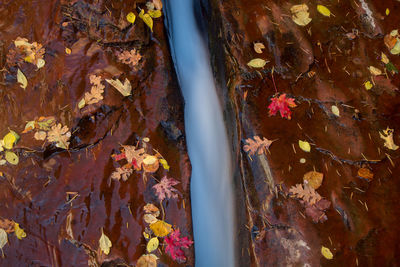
[47,123,71,149]
[110,167,133,181]
[123,146,146,170]
[116,49,142,68]
[243,136,275,156]
[153,176,179,202]
[164,229,193,262]
[289,183,322,205]
[268,93,297,119]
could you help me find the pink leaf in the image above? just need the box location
[153,176,179,202]
[164,229,193,262]
[268,93,297,119]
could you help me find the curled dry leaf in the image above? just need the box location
[379,127,399,150]
[303,171,323,189]
[358,168,373,180]
[368,66,383,76]
[290,4,312,26]
[253,42,265,54]
[143,203,160,215]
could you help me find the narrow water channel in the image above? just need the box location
[163,0,236,266]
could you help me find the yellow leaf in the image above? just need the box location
[14,223,26,240]
[298,140,311,152]
[148,9,162,18]
[368,66,382,76]
[136,254,158,267]
[99,228,112,255]
[3,132,16,150]
[290,4,312,26]
[36,59,45,69]
[127,12,136,24]
[303,171,323,189]
[364,81,373,90]
[321,246,333,259]
[149,220,172,237]
[386,8,390,16]
[247,58,267,68]
[146,237,159,253]
[143,231,150,239]
[17,69,28,89]
[159,159,170,170]
[143,155,158,165]
[78,98,86,109]
[144,214,158,224]
[141,13,154,32]
[381,52,389,64]
[317,5,331,17]
[379,127,399,150]
[0,228,8,256]
[331,105,340,117]
[65,48,71,54]
[253,42,265,54]
[5,151,19,165]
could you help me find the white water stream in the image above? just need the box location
[164,0,235,266]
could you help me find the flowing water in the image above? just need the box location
[164,0,236,266]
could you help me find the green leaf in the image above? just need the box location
[386,62,399,73]
[247,58,267,68]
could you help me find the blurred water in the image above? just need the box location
[164,0,235,266]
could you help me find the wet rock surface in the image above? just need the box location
[0,0,193,266]
[203,0,400,266]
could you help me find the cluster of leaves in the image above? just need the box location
[0,130,20,166]
[6,37,45,69]
[289,171,331,223]
[22,117,71,149]
[110,138,170,181]
[126,0,163,32]
[0,218,26,257]
[78,75,104,109]
[116,49,142,69]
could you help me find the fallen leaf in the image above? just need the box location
[110,167,133,181]
[143,155,159,173]
[253,42,265,54]
[34,131,47,141]
[268,93,297,119]
[299,140,311,152]
[17,69,27,89]
[116,49,142,68]
[3,132,17,150]
[99,228,112,255]
[106,78,132,96]
[247,58,267,68]
[14,223,26,240]
[0,228,8,257]
[150,220,172,237]
[148,9,162,18]
[153,0,163,10]
[5,151,19,165]
[153,176,179,202]
[144,203,160,217]
[331,105,340,117]
[386,8,390,16]
[289,183,322,205]
[364,81,373,90]
[243,136,275,156]
[144,214,158,224]
[139,10,154,32]
[47,123,71,149]
[290,4,312,26]
[146,237,159,253]
[358,168,373,180]
[159,159,170,170]
[368,66,382,76]
[65,48,71,54]
[136,254,158,267]
[317,5,331,17]
[303,171,323,189]
[126,12,136,24]
[381,52,390,64]
[78,98,86,109]
[379,127,399,150]
[321,246,333,259]
[164,229,193,262]
[36,59,45,69]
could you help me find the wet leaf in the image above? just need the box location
[99,228,112,255]
[159,159,170,170]
[253,42,265,54]
[23,121,36,133]
[243,136,275,156]
[78,98,86,109]
[136,254,158,267]
[116,49,142,68]
[368,66,382,76]
[379,127,399,150]
[268,93,297,119]
[358,168,373,180]
[36,59,45,69]
[144,203,160,217]
[386,62,399,74]
[153,176,179,202]
[149,220,172,237]
[148,9,162,18]
[0,228,8,256]
[303,171,323,189]
[143,155,160,173]
[146,237,159,253]
[364,81,373,90]
[317,5,331,17]
[17,69,27,89]
[289,183,322,205]
[331,105,340,117]
[298,140,311,152]
[144,214,158,224]
[5,151,19,165]
[381,52,390,64]
[106,78,132,96]
[153,0,163,10]
[290,4,312,26]
[127,12,136,24]
[34,131,47,141]
[14,223,26,240]
[321,246,333,259]
[3,132,17,150]
[139,10,153,32]
[65,48,71,55]
[247,58,267,68]
[164,229,193,262]
[391,41,400,55]
[386,8,390,16]
[47,123,71,149]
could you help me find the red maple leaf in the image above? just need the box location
[268,93,297,119]
[153,176,180,201]
[164,229,193,262]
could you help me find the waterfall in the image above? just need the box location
[163,0,236,266]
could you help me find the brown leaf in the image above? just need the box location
[303,171,323,189]
[243,136,275,156]
[136,254,158,267]
[304,198,331,223]
[123,146,146,170]
[289,183,322,205]
[47,123,71,149]
[84,75,104,105]
[358,168,373,180]
[110,167,133,181]
[116,49,142,68]
[253,42,265,54]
